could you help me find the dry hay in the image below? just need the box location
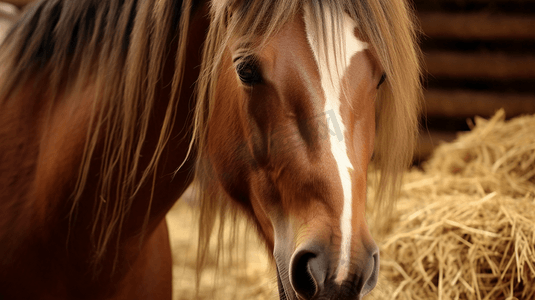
[425,109,535,198]
[370,109,535,300]
[167,200,277,300]
[168,109,535,299]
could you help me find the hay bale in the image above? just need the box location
[377,192,535,300]
[372,110,535,300]
[426,109,535,197]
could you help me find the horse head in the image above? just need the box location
[196,1,420,299]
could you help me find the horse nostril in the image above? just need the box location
[290,252,317,299]
[289,249,325,299]
[360,251,380,296]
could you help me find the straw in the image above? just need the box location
[370,110,535,300]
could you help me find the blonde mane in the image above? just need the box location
[0,0,199,268]
[193,0,421,283]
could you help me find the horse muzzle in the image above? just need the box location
[275,238,380,300]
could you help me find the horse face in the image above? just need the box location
[208,8,384,300]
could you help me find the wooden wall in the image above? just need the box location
[414,0,535,162]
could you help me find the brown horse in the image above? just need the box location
[0,0,420,299]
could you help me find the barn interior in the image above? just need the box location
[1,0,534,299]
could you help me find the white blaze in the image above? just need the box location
[303,6,368,283]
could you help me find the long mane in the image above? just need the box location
[193,0,421,281]
[0,0,199,265]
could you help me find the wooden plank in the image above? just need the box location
[425,52,535,79]
[419,13,535,40]
[424,89,535,118]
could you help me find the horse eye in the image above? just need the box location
[237,61,262,85]
[376,73,386,89]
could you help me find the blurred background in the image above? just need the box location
[413,0,535,163]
